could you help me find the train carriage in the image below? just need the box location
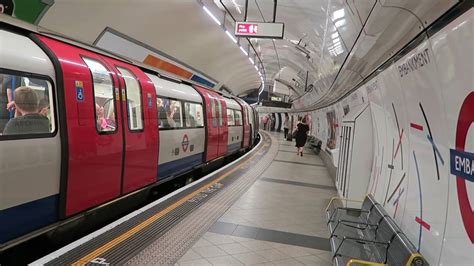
[146,74,206,179]
[0,20,257,250]
[223,97,243,154]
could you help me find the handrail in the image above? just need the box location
[325,196,363,212]
[406,253,425,266]
[346,258,387,266]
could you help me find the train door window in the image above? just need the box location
[184,102,204,128]
[210,96,217,128]
[227,108,235,126]
[217,100,223,126]
[234,110,242,126]
[0,72,55,136]
[82,57,117,133]
[117,67,143,131]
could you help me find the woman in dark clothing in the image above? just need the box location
[294,117,310,156]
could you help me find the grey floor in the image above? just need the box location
[177,131,336,265]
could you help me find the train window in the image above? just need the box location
[82,57,117,133]
[227,109,235,126]
[0,73,55,136]
[217,100,223,126]
[117,67,143,131]
[156,97,182,129]
[184,102,204,128]
[234,110,242,126]
[211,97,217,128]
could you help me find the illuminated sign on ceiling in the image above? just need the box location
[234,22,284,39]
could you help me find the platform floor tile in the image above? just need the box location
[177,131,335,265]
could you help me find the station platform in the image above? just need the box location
[33,131,336,265]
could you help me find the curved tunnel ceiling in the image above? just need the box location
[38,0,458,105]
[38,0,262,95]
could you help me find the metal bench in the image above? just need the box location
[307,136,322,155]
[325,195,428,265]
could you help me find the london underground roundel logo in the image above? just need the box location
[450,92,474,243]
[182,134,189,152]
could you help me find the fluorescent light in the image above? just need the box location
[203,6,221,26]
[232,0,242,14]
[254,65,258,71]
[249,57,255,64]
[333,37,340,44]
[335,19,345,28]
[331,32,339,39]
[225,30,237,43]
[240,46,248,56]
[333,9,345,20]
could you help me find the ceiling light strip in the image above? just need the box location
[225,30,238,43]
[203,4,262,82]
[240,46,249,56]
[203,6,222,26]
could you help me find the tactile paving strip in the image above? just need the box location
[126,132,279,265]
[43,132,277,265]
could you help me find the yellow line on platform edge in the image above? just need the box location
[72,136,267,265]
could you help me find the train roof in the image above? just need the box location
[0,14,218,95]
[146,73,202,103]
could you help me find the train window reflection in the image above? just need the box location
[156,97,183,129]
[210,97,217,128]
[117,67,143,131]
[217,100,223,127]
[234,110,242,126]
[82,57,117,133]
[0,73,55,136]
[227,109,235,126]
[184,102,204,128]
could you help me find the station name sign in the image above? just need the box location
[234,22,284,39]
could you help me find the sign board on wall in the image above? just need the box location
[234,22,284,39]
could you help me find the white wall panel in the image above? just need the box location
[396,38,450,262]
[431,9,474,265]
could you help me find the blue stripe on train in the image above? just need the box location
[228,142,241,154]
[0,194,58,243]
[158,153,204,179]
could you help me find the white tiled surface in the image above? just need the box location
[177,132,335,265]
[177,233,332,265]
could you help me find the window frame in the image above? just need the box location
[183,100,205,129]
[210,96,217,128]
[227,108,243,127]
[234,109,243,126]
[116,66,144,133]
[156,96,202,131]
[227,108,235,126]
[0,67,58,141]
[217,99,223,127]
[81,56,118,135]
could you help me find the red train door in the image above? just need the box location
[39,36,123,216]
[194,86,228,161]
[235,98,251,149]
[216,96,228,157]
[101,57,159,194]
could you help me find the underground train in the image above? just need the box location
[0,19,259,250]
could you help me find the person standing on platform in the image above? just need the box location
[262,114,269,130]
[283,113,290,139]
[294,117,310,157]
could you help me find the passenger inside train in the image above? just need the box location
[2,86,49,135]
[0,74,53,135]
